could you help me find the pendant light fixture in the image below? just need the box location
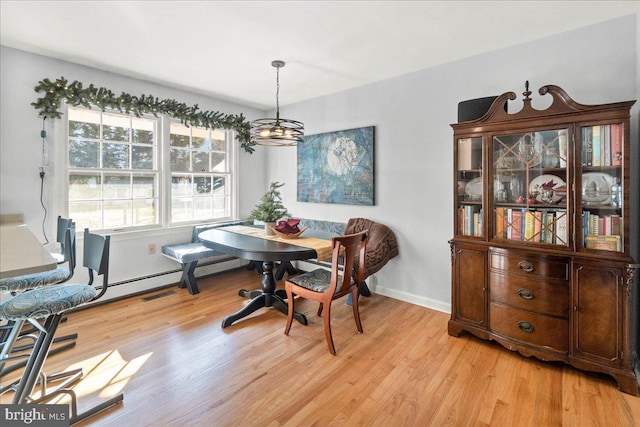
[250,60,304,146]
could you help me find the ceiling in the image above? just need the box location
[1,1,639,110]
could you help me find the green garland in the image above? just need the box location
[31,76,255,153]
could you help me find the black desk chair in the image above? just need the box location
[284,231,367,355]
[0,229,123,423]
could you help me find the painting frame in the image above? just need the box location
[297,126,375,205]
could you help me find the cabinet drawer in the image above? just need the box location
[490,303,568,352]
[490,272,569,318]
[490,251,569,281]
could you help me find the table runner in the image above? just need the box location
[222,225,334,261]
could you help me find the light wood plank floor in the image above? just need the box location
[2,268,640,426]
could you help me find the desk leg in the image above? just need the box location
[221,261,307,328]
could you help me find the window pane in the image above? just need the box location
[132,146,154,169]
[192,127,209,150]
[194,176,212,195]
[68,109,100,139]
[212,176,226,195]
[194,197,212,220]
[192,151,209,172]
[133,176,155,198]
[69,139,99,168]
[69,174,101,200]
[171,176,192,196]
[211,152,226,172]
[103,114,131,141]
[133,199,156,225]
[211,131,226,150]
[104,174,131,199]
[213,196,229,217]
[69,201,102,231]
[172,198,193,222]
[170,123,190,147]
[103,143,130,169]
[104,200,132,228]
[170,148,190,171]
[132,118,154,144]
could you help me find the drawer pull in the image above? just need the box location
[518,321,535,333]
[517,288,534,300]
[518,261,534,273]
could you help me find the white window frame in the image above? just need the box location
[53,104,239,234]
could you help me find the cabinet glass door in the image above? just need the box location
[456,137,483,238]
[579,123,624,253]
[492,129,569,246]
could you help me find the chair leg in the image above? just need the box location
[284,287,294,335]
[322,303,336,355]
[351,287,363,333]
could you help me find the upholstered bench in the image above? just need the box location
[161,220,251,295]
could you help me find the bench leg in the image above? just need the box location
[179,261,199,295]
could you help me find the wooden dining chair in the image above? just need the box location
[284,231,367,355]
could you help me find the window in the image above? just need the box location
[66,107,236,231]
[169,123,232,222]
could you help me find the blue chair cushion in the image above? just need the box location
[0,284,96,320]
[288,269,352,294]
[0,267,72,294]
[161,243,223,264]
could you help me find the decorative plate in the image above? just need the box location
[529,174,566,203]
[582,172,615,206]
[464,177,483,201]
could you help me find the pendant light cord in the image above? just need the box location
[275,64,281,121]
[40,117,49,244]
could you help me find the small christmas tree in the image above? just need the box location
[250,182,289,223]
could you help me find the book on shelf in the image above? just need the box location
[511,210,523,241]
[555,212,568,245]
[583,127,593,166]
[585,235,621,251]
[603,125,611,166]
[589,214,599,236]
[533,211,542,243]
[460,205,482,237]
[495,207,506,239]
[592,126,601,167]
[611,123,623,166]
[524,211,535,242]
[507,209,513,239]
[544,212,555,244]
[611,215,621,235]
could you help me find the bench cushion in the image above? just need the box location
[161,243,224,264]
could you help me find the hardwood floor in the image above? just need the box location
[2,268,640,426]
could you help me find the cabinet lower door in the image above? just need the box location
[573,261,625,368]
[452,244,487,328]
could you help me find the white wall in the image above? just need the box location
[1,14,638,309]
[267,14,639,312]
[0,46,267,299]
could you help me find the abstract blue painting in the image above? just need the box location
[297,126,374,205]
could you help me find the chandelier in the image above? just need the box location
[250,60,304,146]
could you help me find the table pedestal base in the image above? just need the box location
[221,261,308,328]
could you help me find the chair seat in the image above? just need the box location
[0,284,96,320]
[0,267,72,293]
[288,269,351,293]
[161,242,223,263]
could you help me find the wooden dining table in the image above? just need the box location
[0,223,57,279]
[199,226,333,328]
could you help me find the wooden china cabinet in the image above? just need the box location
[448,83,639,395]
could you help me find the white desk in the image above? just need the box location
[0,224,57,279]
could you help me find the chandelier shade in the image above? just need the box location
[250,60,304,146]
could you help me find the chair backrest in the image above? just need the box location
[329,231,367,296]
[82,228,111,301]
[56,216,77,269]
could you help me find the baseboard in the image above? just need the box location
[373,285,451,314]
